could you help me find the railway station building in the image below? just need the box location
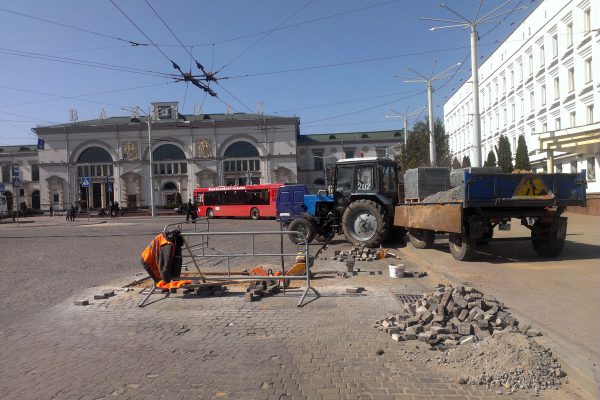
[28,101,403,211]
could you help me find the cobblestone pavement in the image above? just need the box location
[0,218,588,399]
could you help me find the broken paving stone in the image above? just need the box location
[74,300,89,306]
[93,294,107,300]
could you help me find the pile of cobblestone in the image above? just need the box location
[421,186,464,203]
[376,284,542,346]
[334,246,380,262]
[438,331,566,394]
[376,285,564,393]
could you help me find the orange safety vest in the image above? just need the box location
[140,233,174,282]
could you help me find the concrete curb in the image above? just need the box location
[396,244,599,400]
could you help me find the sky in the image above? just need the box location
[0,0,539,145]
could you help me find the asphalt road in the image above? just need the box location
[0,217,301,326]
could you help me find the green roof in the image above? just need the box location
[0,144,37,153]
[38,113,295,128]
[299,130,405,143]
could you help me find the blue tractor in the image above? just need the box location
[277,157,401,246]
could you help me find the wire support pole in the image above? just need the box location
[470,26,482,167]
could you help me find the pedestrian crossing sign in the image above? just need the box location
[81,177,91,187]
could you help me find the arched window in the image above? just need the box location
[76,146,113,178]
[77,146,112,163]
[153,144,185,161]
[152,144,187,176]
[163,182,177,190]
[224,141,259,158]
[222,141,261,176]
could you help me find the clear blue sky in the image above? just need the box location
[0,0,537,145]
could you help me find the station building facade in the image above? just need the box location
[31,101,405,211]
[443,0,599,212]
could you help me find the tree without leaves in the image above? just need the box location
[452,157,461,169]
[484,149,497,167]
[515,134,531,170]
[462,156,471,168]
[497,134,513,173]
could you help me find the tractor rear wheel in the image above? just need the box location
[288,218,315,244]
[342,199,389,247]
[531,222,565,258]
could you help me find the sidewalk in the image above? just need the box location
[395,212,600,399]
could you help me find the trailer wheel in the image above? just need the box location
[477,223,494,245]
[449,232,476,261]
[531,223,565,258]
[288,218,315,244]
[408,228,434,249]
[342,199,389,247]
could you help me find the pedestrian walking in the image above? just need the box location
[114,201,119,218]
[70,204,76,221]
[186,199,196,223]
[49,205,53,217]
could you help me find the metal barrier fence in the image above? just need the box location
[139,220,320,307]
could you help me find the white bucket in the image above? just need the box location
[388,264,405,278]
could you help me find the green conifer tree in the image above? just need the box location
[484,149,497,167]
[461,156,471,168]
[497,135,513,173]
[514,135,531,170]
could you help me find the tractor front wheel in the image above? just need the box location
[288,218,316,244]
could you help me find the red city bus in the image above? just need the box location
[193,183,284,220]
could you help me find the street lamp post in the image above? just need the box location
[396,62,462,166]
[386,106,427,145]
[147,119,155,217]
[422,1,525,167]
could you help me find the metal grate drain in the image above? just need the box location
[392,293,422,304]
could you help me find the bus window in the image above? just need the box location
[204,192,218,206]
[195,193,204,205]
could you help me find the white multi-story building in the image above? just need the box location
[444,0,599,212]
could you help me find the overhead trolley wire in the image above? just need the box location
[0,7,148,46]
[0,47,178,79]
[216,0,315,73]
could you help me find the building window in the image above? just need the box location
[555,117,561,130]
[511,104,516,121]
[31,164,39,181]
[566,23,573,47]
[588,157,596,181]
[539,45,545,66]
[542,122,548,132]
[344,148,355,159]
[570,111,576,127]
[313,150,324,171]
[530,92,535,111]
[587,105,594,124]
[510,70,514,88]
[541,85,546,106]
[520,98,524,116]
[19,188,25,196]
[552,34,558,58]
[554,77,560,99]
[568,68,575,92]
[496,113,500,129]
[512,136,517,153]
[528,54,533,76]
[502,77,506,93]
[2,165,10,183]
[555,163,562,173]
[53,194,59,203]
[584,58,592,83]
[503,108,507,125]
[519,62,523,82]
[571,160,578,173]
[583,8,591,34]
